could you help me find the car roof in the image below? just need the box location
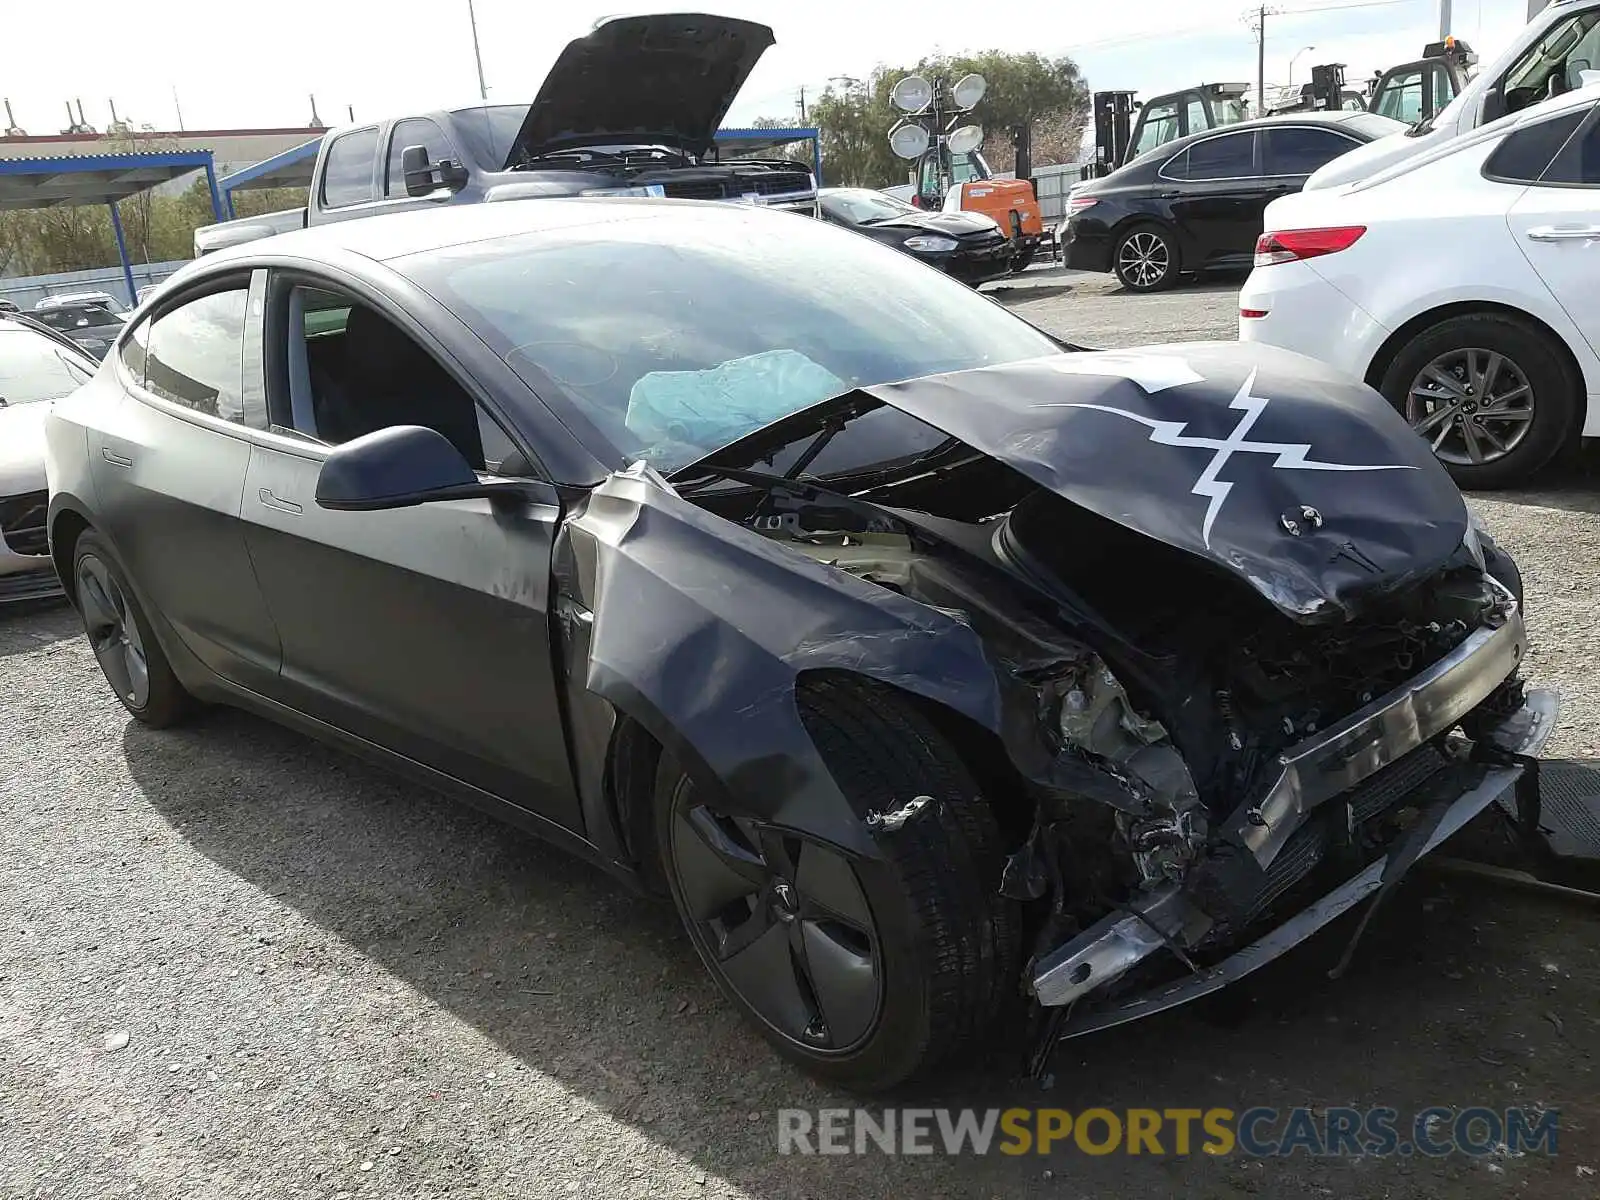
[1352,80,1600,191]
[195,196,790,269]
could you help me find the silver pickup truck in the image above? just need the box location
[195,13,818,255]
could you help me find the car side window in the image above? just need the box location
[285,287,523,474]
[385,117,452,196]
[1483,109,1587,182]
[1184,132,1255,180]
[141,286,265,429]
[1374,70,1423,123]
[321,127,379,208]
[118,318,149,386]
[1540,107,1600,185]
[1263,127,1360,176]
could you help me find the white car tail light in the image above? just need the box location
[1253,226,1366,266]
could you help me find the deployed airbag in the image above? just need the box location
[626,349,846,454]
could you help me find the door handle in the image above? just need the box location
[101,448,132,468]
[257,487,303,515]
[1525,225,1600,242]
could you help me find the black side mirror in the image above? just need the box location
[1481,86,1506,124]
[401,145,469,198]
[315,425,528,511]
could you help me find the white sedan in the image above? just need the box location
[1240,84,1600,487]
[1,314,97,601]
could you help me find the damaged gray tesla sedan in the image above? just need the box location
[44,199,1556,1092]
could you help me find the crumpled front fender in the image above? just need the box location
[554,464,1011,859]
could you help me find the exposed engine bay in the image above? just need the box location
[669,354,1551,1045]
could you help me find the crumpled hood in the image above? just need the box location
[0,401,49,493]
[863,343,1469,621]
[867,210,999,237]
[506,14,774,165]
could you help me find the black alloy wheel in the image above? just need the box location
[72,530,193,726]
[666,781,882,1052]
[77,551,151,711]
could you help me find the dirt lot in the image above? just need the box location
[3,275,1598,1199]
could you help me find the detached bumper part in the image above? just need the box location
[1235,605,1529,867]
[1031,686,1558,1015]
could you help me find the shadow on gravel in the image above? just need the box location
[989,284,1076,304]
[119,709,1595,1198]
[1470,447,1600,516]
[0,598,78,659]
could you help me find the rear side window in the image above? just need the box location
[1263,127,1360,176]
[1184,132,1256,180]
[321,127,379,208]
[142,288,264,428]
[385,117,452,196]
[1484,110,1587,182]
[1541,107,1600,185]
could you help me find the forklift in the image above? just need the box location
[1082,81,1250,179]
[1365,35,1479,123]
[1081,37,1477,179]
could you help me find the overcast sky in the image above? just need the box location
[6,0,1538,135]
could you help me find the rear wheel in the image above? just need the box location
[73,531,193,727]
[1378,313,1576,489]
[1114,224,1177,292]
[655,677,1020,1091]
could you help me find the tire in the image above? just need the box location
[655,677,1020,1092]
[72,531,193,727]
[1377,313,1577,489]
[1113,223,1178,292]
[1011,249,1036,274]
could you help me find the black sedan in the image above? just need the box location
[45,199,1551,1092]
[819,187,1016,284]
[1065,111,1404,291]
[30,299,128,360]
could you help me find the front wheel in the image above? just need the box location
[1113,224,1177,292]
[655,677,1020,1092]
[1378,313,1576,489]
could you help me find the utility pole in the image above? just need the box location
[796,86,807,124]
[171,85,185,131]
[466,0,489,102]
[1257,4,1267,115]
[1439,0,1452,38]
[1527,0,1549,18]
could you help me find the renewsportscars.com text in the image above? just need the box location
[776,1106,1560,1158]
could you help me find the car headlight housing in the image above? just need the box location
[904,235,959,253]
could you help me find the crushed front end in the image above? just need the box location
[1017,564,1556,1036]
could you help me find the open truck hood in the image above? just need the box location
[504,13,774,167]
[687,342,1468,622]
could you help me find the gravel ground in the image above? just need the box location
[2,276,1598,1199]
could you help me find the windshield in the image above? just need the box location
[822,189,916,223]
[0,326,94,405]
[449,104,527,167]
[402,208,1060,473]
[34,306,124,331]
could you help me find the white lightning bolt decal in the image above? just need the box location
[1039,370,1416,547]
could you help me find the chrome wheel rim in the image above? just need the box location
[76,554,149,709]
[1117,232,1169,288]
[668,782,882,1053]
[1405,347,1535,466]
